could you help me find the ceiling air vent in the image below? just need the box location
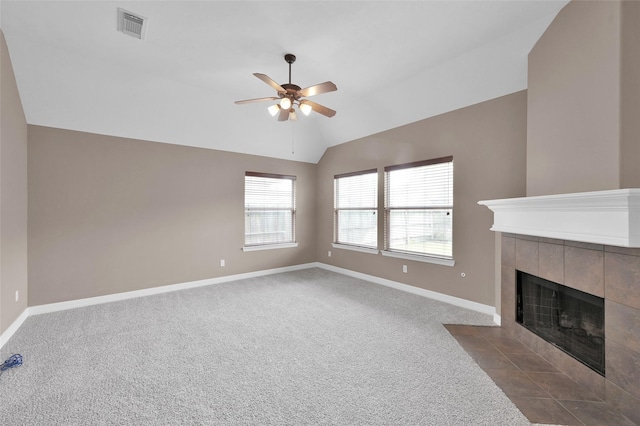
[117,8,147,40]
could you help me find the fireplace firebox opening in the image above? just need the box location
[516,271,605,376]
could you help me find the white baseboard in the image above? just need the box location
[2,261,498,350]
[1,263,318,350]
[315,263,497,319]
[28,262,318,316]
[0,308,29,350]
[493,313,502,326]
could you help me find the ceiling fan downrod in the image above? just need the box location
[284,53,296,85]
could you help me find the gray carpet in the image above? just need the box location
[0,268,533,425]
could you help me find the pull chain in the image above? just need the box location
[291,120,295,155]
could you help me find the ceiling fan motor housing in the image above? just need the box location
[281,83,302,99]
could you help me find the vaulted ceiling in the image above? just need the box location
[1,1,568,163]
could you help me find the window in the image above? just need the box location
[384,156,453,261]
[334,169,378,250]
[244,172,296,248]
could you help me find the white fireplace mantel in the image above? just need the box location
[478,189,640,247]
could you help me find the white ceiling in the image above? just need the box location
[1,0,568,163]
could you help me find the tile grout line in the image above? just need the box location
[486,337,592,426]
[468,331,588,425]
[518,368,590,426]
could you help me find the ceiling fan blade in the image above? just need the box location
[254,73,286,93]
[302,100,336,118]
[234,96,279,105]
[278,108,290,122]
[299,81,337,97]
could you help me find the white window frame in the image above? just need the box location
[243,172,297,251]
[383,156,455,266]
[333,169,379,254]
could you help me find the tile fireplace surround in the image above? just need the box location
[480,189,640,424]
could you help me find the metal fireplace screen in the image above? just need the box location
[516,271,605,376]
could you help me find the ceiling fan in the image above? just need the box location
[235,53,337,121]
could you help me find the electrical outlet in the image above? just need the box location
[402,265,407,273]
[220,259,225,267]
[328,250,332,257]
[15,290,19,302]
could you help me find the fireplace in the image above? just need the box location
[516,270,605,375]
[479,190,640,423]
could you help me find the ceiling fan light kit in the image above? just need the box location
[235,53,337,121]
[268,104,280,117]
[279,97,292,110]
[299,102,312,116]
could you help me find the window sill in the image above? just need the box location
[380,250,455,266]
[331,243,379,255]
[242,242,298,252]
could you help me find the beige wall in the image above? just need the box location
[527,0,640,195]
[0,30,28,334]
[28,92,527,310]
[527,0,622,196]
[620,0,640,188]
[316,92,527,307]
[28,126,317,305]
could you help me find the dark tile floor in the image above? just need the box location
[444,324,637,426]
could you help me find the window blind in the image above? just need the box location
[334,169,378,249]
[245,172,296,246]
[384,156,453,258]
